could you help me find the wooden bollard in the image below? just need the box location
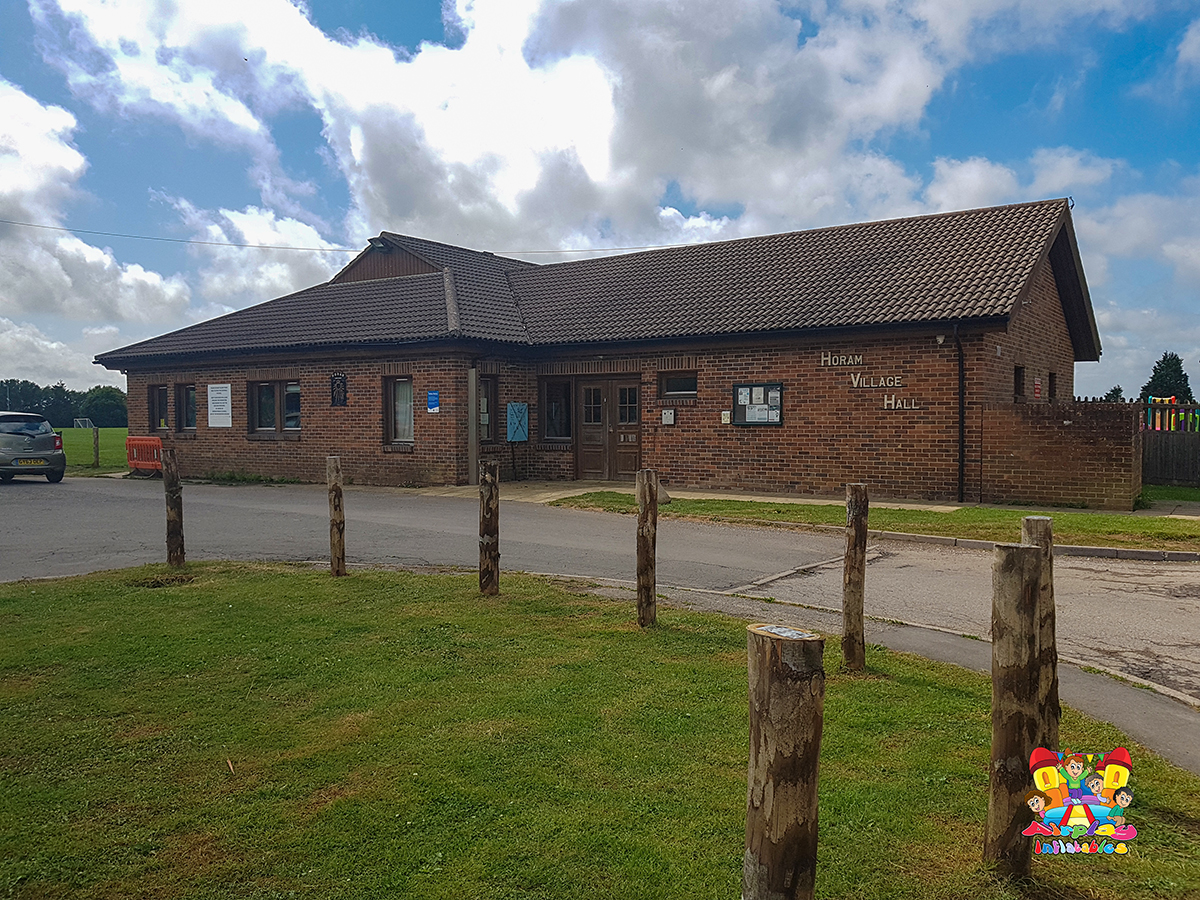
[983,543,1043,877]
[1021,516,1060,753]
[92,426,100,468]
[744,624,825,900]
[327,456,346,577]
[841,483,868,671]
[479,461,499,595]
[162,448,185,568]
[636,468,658,627]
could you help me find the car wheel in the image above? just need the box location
[46,470,64,483]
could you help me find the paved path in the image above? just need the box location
[2,475,1197,774]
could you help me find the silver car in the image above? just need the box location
[0,412,67,483]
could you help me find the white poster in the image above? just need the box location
[207,384,232,427]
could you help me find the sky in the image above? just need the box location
[1,0,1199,398]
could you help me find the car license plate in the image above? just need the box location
[16,458,47,465]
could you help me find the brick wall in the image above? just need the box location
[128,354,477,486]
[980,402,1142,509]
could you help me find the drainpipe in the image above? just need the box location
[954,324,965,503]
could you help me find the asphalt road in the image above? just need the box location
[2,476,1198,705]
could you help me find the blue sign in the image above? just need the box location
[507,402,529,442]
[427,390,439,413]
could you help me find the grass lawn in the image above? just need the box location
[60,427,129,475]
[2,564,1197,899]
[552,492,1200,553]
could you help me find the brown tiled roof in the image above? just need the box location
[96,198,1100,368]
[511,198,1074,343]
[98,273,451,362]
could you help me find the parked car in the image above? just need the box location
[0,412,67,483]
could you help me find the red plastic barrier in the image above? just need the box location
[126,436,163,472]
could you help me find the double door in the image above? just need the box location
[577,378,640,481]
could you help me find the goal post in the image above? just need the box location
[73,418,95,429]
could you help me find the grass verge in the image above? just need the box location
[2,563,1198,899]
[552,492,1200,552]
[60,427,129,475]
[1141,484,1200,504]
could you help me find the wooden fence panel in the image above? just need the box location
[1143,431,1200,486]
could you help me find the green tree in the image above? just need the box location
[1139,352,1196,403]
[1,379,44,413]
[81,385,128,428]
[41,382,84,428]
[1102,385,1124,402]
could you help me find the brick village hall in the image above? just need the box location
[96,197,1144,509]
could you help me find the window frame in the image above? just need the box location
[541,378,573,442]
[658,371,698,399]
[149,384,169,431]
[385,376,414,445]
[250,380,301,433]
[175,383,197,431]
[478,375,498,444]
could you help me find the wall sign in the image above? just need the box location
[732,382,783,425]
[330,373,348,407]
[207,384,232,428]
[427,390,440,413]
[506,402,529,442]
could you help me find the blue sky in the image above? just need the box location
[1,0,1199,399]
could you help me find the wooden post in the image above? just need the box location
[983,543,1043,878]
[1021,516,1059,753]
[479,461,499,595]
[327,456,346,577]
[162,448,185,568]
[841,483,868,672]
[744,624,825,900]
[636,468,658,627]
[92,426,100,468]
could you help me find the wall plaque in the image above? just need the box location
[330,373,348,407]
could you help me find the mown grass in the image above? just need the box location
[552,492,1200,552]
[2,564,1197,899]
[59,427,128,475]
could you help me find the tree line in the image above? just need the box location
[1,380,128,428]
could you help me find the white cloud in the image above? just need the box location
[924,156,1020,211]
[1176,18,1200,82]
[0,317,125,390]
[168,200,352,318]
[0,79,192,325]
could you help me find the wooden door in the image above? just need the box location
[577,379,640,480]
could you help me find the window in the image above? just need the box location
[176,384,196,430]
[150,385,169,430]
[618,386,638,424]
[479,376,497,443]
[543,379,572,440]
[583,386,602,425]
[659,372,698,398]
[252,381,301,432]
[1013,366,1026,401]
[1048,372,1057,401]
[387,377,413,443]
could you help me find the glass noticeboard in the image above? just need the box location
[732,382,783,426]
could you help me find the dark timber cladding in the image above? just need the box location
[96,199,1128,507]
